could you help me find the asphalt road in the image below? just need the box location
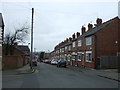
[2,62,119,88]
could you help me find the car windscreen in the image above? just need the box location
[60,60,66,62]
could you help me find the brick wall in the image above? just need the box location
[96,18,119,57]
[3,56,23,69]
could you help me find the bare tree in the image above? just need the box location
[3,24,29,55]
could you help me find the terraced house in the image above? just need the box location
[50,16,120,69]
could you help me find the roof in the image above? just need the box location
[53,16,119,50]
[0,13,4,27]
[77,16,119,39]
[17,45,30,52]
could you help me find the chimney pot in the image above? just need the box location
[76,32,80,38]
[96,18,102,25]
[88,23,93,30]
[72,33,75,39]
[81,26,86,34]
[69,37,72,41]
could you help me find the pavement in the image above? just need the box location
[2,64,36,75]
[67,65,120,82]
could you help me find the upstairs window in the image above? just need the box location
[68,46,71,51]
[78,40,82,46]
[73,41,76,47]
[65,46,67,51]
[86,36,92,45]
[60,49,61,52]
[62,48,64,52]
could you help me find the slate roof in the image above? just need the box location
[53,16,119,51]
[77,16,118,39]
[0,13,4,27]
[17,45,30,52]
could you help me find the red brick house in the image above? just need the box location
[76,17,119,68]
[50,16,119,69]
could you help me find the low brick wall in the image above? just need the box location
[99,56,118,69]
[3,55,24,69]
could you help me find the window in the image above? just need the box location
[68,46,71,51]
[73,41,76,47]
[62,48,64,52]
[60,49,61,52]
[65,46,67,51]
[86,51,92,62]
[78,40,82,46]
[72,56,75,60]
[67,56,71,61]
[86,37,92,45]
[78,55,82,61]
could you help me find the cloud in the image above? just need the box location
[1,2,118,52]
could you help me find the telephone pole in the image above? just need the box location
[30,8,34,69]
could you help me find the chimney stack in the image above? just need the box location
[88,23,93,30]
[81,26,86,34]
[69,37,72,41]
[76,32,80,38]
[72,33,75,40]
[66,38,68,42]
[96,18,102,25]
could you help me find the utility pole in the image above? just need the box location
[30,8,34,69]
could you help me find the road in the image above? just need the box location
[3,62,119,88]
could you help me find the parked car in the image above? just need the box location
[43,60,48,63]
[57,60,66,67]
[51,60,58,65]
[31,59,37,66]
[44,60,51,64]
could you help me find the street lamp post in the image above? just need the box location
[30,8,34,69]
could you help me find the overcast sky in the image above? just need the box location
[0,0,119,52]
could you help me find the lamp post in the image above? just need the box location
[30,8,34,69]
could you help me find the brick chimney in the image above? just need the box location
[96,18,102,25]
[88,23,93,30]
[81,26,86,34]
[76,32,80,38]
[72,33,75,40]
[69,37,72,41]
[66,38,68,42]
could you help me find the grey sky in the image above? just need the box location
[0,1,118,52]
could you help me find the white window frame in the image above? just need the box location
[68,45,71,51]
[65,46,67,51]
[78,54,82,61]
[62,48,64,52]
[78,40,82,46]
[72,56,75,61]
[72,41,76,47]
[86,51,92,62]
[86,36,92,45]
[60,49,61,52]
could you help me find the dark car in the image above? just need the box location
[57,60,66,67]
[31,59,37,66]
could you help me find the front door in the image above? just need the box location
[75,55,77,66]
[81,54,85,67]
